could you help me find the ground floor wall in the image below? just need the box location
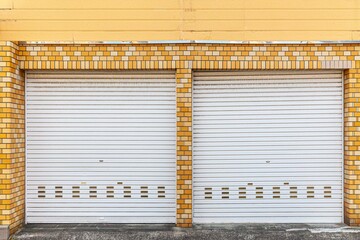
[1,41,360,237]
[0,41,25,239]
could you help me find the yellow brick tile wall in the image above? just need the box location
[176,68,192,227]
[344,68,360,225]
[0,41,25,235]
[18,44,355,71]
[2,42,360,235]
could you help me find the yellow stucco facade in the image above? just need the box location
[1,0,360,41]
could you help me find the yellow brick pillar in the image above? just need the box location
[344,69,360,225]
[176,68,192,227]
[0,41,25,239]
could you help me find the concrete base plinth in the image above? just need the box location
[0,225,9,240]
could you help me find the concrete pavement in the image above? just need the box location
[13,223,360,240]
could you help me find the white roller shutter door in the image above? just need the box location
[26,71,176,223]
[193,70,343,223]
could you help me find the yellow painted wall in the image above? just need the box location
[1,0,360,41]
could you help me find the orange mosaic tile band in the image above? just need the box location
[19,44,355,70]
[1,41,360,236]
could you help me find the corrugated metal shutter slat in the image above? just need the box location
[193,71,343,224]
[26,71,176,223]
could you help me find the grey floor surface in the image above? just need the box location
[12,223,360,240]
